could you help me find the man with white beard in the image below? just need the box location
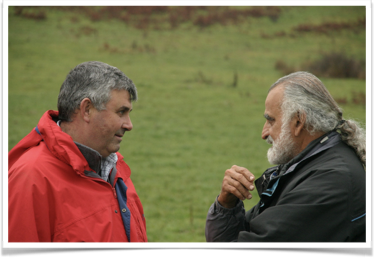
[205,71,366,242]
[265,122,295,165]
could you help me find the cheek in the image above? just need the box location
[92,117,112,137]
[102,123,117,138]
[100,118,121,137]
[91,112,122,138]
[271,125,282,140]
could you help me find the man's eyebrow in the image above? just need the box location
[118,106,132,112]
[264,113,274,121]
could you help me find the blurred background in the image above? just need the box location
[8,6,366,242]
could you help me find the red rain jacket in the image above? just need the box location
[8,110,147,242]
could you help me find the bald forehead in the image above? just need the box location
[266,84,285,108]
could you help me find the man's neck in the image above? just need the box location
[295,130,325,156]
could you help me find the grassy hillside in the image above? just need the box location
[8,6,366,242]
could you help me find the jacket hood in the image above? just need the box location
[9,110,126,177]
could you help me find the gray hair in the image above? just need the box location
[57,61,138,122]
[270,71,366,166]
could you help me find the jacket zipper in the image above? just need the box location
[112,178,118,198]
[112,187,117,198]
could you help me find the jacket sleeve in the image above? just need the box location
[8,164,54,242]
[205,197,247,242]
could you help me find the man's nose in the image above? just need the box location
[262,123,269,140]
[122,116,133,131]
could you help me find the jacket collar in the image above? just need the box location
[280,130,341,176]
[15,110,147,183]
[255,131,342,195]
[76,142,119,182]
[57,118,119,177]
[75,142,102,174]
[35,110,124,177]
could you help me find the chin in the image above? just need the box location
[111,148,120,154]
[105,147,120,157]
[267,149,286,165]
[113,145,121,153]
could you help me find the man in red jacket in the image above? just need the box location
[8,61,147,242]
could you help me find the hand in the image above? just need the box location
[217,165,256,209]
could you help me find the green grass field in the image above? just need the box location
[8,6,366,242]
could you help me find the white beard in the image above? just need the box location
[266,125,297,165]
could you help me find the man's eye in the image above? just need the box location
[266,118,274,125]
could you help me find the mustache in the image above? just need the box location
[266,135,273,145]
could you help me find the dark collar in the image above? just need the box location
[255,131,342,195]
[280,130,341,176]
[75,142,102,174]
[55,119,103,175]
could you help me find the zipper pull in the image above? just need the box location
[112,187,117,198]
[320,136,329,143]
[261,174,268,188]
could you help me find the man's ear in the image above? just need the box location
[294,111,306,137]
[79,98,93,123]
